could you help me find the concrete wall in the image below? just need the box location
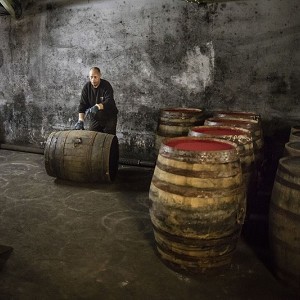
[0,0,299,160]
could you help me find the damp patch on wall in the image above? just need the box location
[171,42,215,94]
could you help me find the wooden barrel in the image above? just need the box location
[289,131,300,142]
[284,141,300,157]
[204,117,263,167]
[290,125,300,139]
[269,156,300,288]
[44,130,119,182]
[149,136,246,273]
[213,111,261,122]
[155,108,205,151]
[188,125,255,188]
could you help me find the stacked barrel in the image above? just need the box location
[204,112,264,169]
[203,112,264,215]
[155,108,205,152]
[152,108,300,285]
[269,125,300,289]
[284,125,300,156]
[188,126,255,189]
[289,125,300,141]
[150,108,263,273]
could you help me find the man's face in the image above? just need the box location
[89,70,101,88]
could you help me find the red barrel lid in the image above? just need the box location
[165,137,235,151]
[191,126,245,136]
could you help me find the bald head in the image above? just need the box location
[90,67,101,75]
[89,67,101,88]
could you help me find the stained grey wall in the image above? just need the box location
[0,0,299,160]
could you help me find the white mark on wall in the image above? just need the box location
[0,91,7,105]
[132,52,165,89]
[171,42,215,93]
[125,51,166,112]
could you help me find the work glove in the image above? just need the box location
[85,105,100,118]
[74,120,84,130]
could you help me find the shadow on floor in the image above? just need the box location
[53,165,154,193]
[0,245,13,271]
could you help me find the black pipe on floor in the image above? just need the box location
[0,143,156,168]
[118,157,155,168]
[0,143,45,154]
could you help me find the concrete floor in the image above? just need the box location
[0,149,299,300]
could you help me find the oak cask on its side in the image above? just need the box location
[44,130,119,183]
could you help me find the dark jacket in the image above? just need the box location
[78,79,118,123]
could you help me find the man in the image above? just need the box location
[74,67,118,135]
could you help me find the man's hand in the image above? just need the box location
[85,105,99,118]
[85,104,103,118]
[74,120,84,130]
[96,103,104,110]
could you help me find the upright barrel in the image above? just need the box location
[284,141,300,157]
[204,117,263,167]
[149,136,246,273]
[213,111,261,122]
[213,110,262,154]
[289,125,300,140]
[289,131,300,142]
[155,108,205,151]
[269,156,300,289]
[188,126,255,188]
[44,130,119,182]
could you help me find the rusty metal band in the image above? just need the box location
[152,222,240,247]
[155,160,240,178]
[150,176,243,198]
[277,160,300,178]
[88,131,98,180]
[270,232,300,252]
[155,240,235,264]
[101,133,110,181]
[44,131,56,176]
[54,131,65,178]
[270,202,300,222]
[275,174,300,191]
